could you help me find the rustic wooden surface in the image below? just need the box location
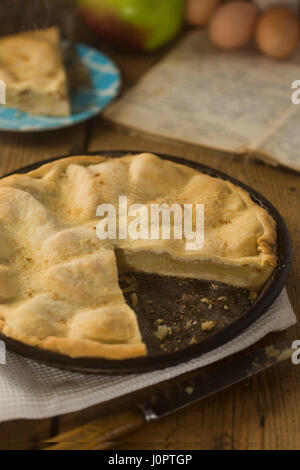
[0,42,299,450]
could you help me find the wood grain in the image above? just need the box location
[0,41,299,451]
[0,124,87,175]
[42,408,144,450]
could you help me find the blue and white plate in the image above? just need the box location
[0,43,121,132]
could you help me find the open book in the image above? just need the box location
[104,31,300,172]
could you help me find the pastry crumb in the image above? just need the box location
[190,336,197,345]
[130,292,138,307]
[217,296,227,301]
[181,293,192,301]
[249,291,258,301]
[201,320,216,331]
[223,305,230,311]
[185,386,194,395]
[178,304,186,313]
[200,297,212,304]
[155,325,171,340]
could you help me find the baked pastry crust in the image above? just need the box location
[0,153,277,359]
[0,27,70,116]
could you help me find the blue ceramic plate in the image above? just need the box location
[0,43,121,132]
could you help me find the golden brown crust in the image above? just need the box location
[0,153,277,359]
[1,321,146,360]
[0,27,70,117]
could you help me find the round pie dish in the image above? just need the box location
[0,151,292,374]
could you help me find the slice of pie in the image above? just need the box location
[0,27,70,117]
[0,153,277,359]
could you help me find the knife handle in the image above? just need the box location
[41,408,144,450]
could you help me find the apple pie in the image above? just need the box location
[0,153,277,359]
[0,27,70,117]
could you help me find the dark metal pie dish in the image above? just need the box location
[0,151,292,374]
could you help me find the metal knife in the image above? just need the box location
[42,340,295,450]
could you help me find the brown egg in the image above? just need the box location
[185,0,220,27]
[209,1,258,50]
[255,6,300,59]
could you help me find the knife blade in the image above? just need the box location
[42,340,295,450]
[138,340,295,421]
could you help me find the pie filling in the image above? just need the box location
[0,153,277,359]
[5,89,70,118]
[118,249,275,290]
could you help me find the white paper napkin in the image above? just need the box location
[0,288,296,423]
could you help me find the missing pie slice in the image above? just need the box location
[0,27,70,117]
[0,153,277,359]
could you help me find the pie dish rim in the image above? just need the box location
[0,150,291,374]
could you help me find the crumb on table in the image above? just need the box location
[185,386,194,395]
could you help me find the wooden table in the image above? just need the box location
[0,43,299,451]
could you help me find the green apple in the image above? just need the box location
[77,0,185,50]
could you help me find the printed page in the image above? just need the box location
[250,106,300,171]
[104,31,300,171]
